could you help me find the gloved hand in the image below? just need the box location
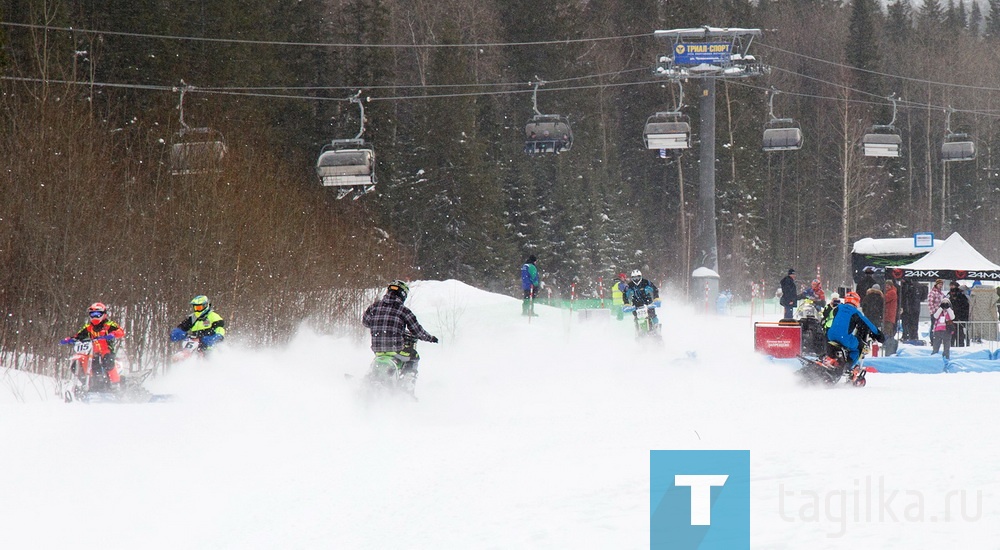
[429,336,439,343]
[95,334,114,341]
[60,337,75,345]
[873,331,886,344]
[622,306,636,313]
[170,328,187,342]
[201,333,223,347]
[653,300,662,308]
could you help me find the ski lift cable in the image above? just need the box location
[5,21,999,99]
[757,41,1000,94]
[8,69,1000,122]
[0,21,650,49]
[730,79,1000,121]
[0,74,670,103]
[759,67,995,117]
[198,67,652,92]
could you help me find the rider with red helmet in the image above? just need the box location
[60,302,125,385]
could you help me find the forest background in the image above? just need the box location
[2,0,1000,370]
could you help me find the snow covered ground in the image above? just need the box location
[2,280,998,549]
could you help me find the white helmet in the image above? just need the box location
[630,269,643,283]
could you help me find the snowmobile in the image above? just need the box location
[623,301,661,338]
[60,339,172,403]
[352,334,420,401]
[795,338,874,388]
[170,336,203,364]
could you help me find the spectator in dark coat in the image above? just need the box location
[948,281,970,347]
[996,286,1000,323]
[861,284,885,329]
[779,269,800,319]
[856,266,877,296]
[900,278,921,341]
[882,279,898,338]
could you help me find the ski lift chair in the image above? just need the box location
[316,92,377,199]
[940,107,976,162]
[762,120,803,152]
[862,129,903,158]
[643,112,691,150]
[524,115,573,154]
[761,88,802,152]
[316,140,376,188]
[862,95,903,158]
[941,133,976,162]
[169,129,227,176]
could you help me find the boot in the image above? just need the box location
[401,371,418,396]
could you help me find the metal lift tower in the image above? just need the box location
[652,27,766,302]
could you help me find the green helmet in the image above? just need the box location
[190,295,211,314]
[387,280,409,301]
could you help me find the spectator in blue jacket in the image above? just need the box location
[521,255,540,316]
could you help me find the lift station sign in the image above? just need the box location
[673,43,732,65]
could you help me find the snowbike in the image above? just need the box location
[795,339,873,388]
[60,339,171,403]
[354,334,420,401]
[624,301,661,338]
[170,336,203,364]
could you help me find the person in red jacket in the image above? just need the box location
[60,302,125,387]
[882,279,898,338]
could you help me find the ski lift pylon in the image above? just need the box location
[940,107,976,162]
[644,79,690,150]
[762,88,803,152]
[524,79,573,154]
[316,92,376,199]
[862,95,903,158]
[169,82,227,176]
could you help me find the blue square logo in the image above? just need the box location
[650,450,750,550]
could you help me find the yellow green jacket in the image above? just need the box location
[178,310,226,339]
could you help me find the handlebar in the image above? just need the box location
[60,335,113,345]
[622,302,660,313]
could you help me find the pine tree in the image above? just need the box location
[886,0,913,43]
[985,0,1000,37]
[846,0,884,97]
[919,0,946,31]
[969,1,983,35]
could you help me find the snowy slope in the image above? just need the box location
[1,279,998,549]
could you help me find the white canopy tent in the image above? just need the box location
[888,233,1000,282]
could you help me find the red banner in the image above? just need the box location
[754,322,801,358]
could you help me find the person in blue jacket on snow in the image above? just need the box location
[520,255,541,316]
[825,291,884,368]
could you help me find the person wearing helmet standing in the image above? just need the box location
[170,295,226,352]
[60,303,125,389]
[623,269,660,327]
[825,291,884,368]
[362,280,439,396]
